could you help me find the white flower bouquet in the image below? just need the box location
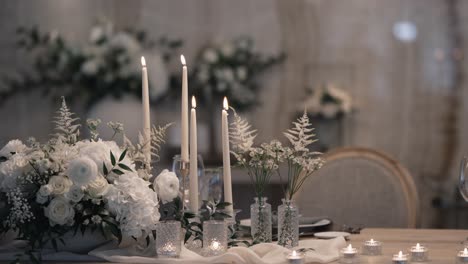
[301,83,353,119]
[0,98,172,250]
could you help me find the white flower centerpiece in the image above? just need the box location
[0,98,172,253]
[301,83,353,119]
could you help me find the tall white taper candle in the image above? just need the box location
[222,97,233,212]
[180,55,189,162]
[141,57,151,168]
[189,96,199,211]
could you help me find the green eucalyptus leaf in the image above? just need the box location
[119,149,128,162]
[110,151,116,166]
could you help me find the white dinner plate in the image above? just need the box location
[314,231,350,239]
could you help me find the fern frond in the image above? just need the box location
[53,97,80,144]
[150,123,172,162]
[229,109,257,154]
[283,111,317,152]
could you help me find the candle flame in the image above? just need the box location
[464,248,468,254]
[141,56,146,67]
[192,96,196,108]
[370,238,374,243]
[398,251,403,257]
[211,241,220,250]
[223,97,229,110]
[291,250,298,257]
[416,243,420,249]
[347,244,353,250]
[180,54,186,65]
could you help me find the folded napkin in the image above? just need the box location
[89,237,346,264]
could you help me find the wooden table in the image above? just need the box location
[342,228,468,263]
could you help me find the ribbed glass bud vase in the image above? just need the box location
[277,199,299,248]
[250,197,272,243]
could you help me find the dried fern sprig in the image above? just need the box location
[53,97,80,144]
[229,109,257,154]
[283,110,317,152]
[150,123,172,162]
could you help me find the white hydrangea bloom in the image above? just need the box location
[0,153,30,191]
[0,140,28,158]
[154,169,179,203]
[106,172,160,238]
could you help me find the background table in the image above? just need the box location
[344,228,468,264]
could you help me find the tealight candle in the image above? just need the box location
[410,243,428,262]
[340,244,359,263]
[362,238,382,256]
[287,250,304,264]
[457,248,468,263]
[392,251,408,264]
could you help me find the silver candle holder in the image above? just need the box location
[339,244,359,264]
[286,250,305,264]
[392,251,408,264]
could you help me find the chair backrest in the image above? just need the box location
[295,147,420,228]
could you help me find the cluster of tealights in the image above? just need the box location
[336,239,468,264]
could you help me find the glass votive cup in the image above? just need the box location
[286,250,305,264]
[392,251,408,264]
[339,244,359,264]
[203,220,227,256]
[457,248,468,263]
[362,239,382,256]
[156,220,181,258]
[410,243,428,262]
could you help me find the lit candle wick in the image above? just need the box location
[464,248,468,255]
[370,238,374,243]
[398,251,403,258]
[347,244,353,250]
[180,54,186,66]
[291,250,298,257]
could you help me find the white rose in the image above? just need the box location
[65,185,85,203]
[39,184,53,196]
[67,157,98,186]
[0,139,28,158]
[87,176,109,198]
[203,49,218,63]
[154,169,179,203]
[36,193,48,204]
[48,176,72,195]
[44,197,75,226]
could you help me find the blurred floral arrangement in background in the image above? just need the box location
[190,37,284,111]
[0,20,181,109]
[301,83,353,119]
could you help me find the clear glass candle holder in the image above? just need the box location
[457,248,468,263]
[410,243,428,262]
[156,221,181,258]
[362,238,382,256]
[203,220,227,256]
[339,244,359,264]
[392,251,408,264]
[286,250,305,264]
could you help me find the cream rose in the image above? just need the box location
[44,197,75,226]
[48,176,72,195]
[67,157,98,186]
[65,185,85,203]
[87,176,109,197]
[154,169,179,203]
[38,184,53,196]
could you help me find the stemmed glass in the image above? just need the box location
[172,154,205,208]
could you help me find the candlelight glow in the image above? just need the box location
[416,243,421,250]
[291,250,298,257]
[398,251,403,258]
[180,54,186,65]
[465,248,468,255]
[370,239,374,243]
[141,56,146,67]
[192,96,196,108]
[211,241,221,250]
[347,244,353,250]
[223,97,229,110]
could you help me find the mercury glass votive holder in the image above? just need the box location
[362,239,382,256]
[203,220,227,256]
[156,220,181,258]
